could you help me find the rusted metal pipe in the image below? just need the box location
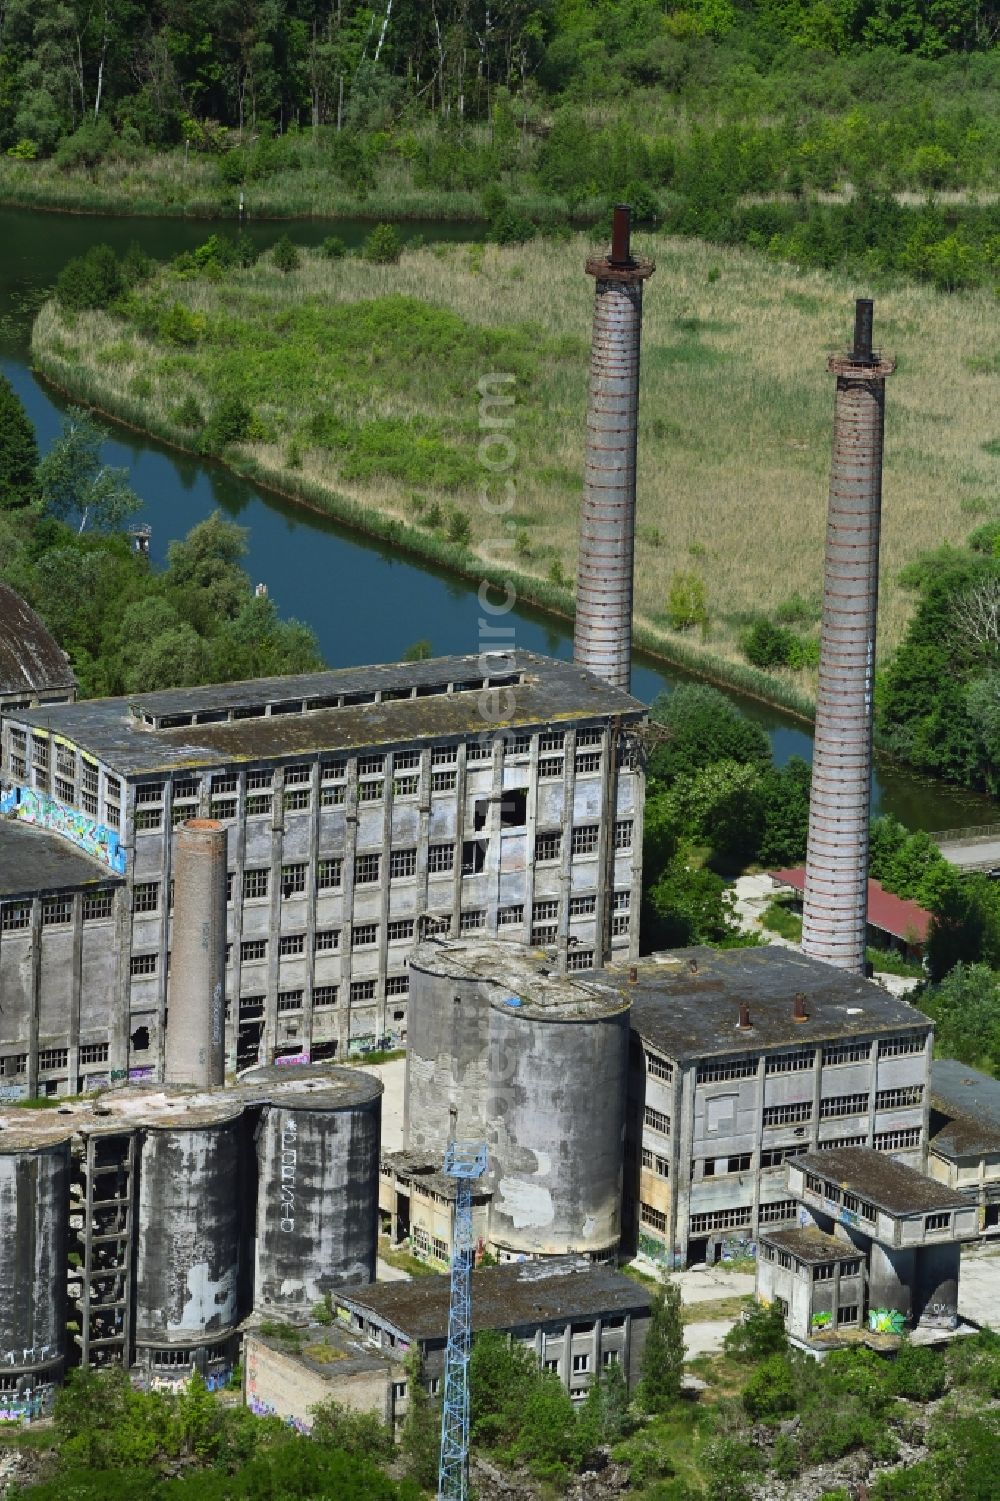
[802,302,895,975]
[574,208,655,692]
[610,204,633,267]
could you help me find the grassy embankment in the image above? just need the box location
[0,141,558,222]
[31,232,1000,712]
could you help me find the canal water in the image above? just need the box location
[0,207,991,830]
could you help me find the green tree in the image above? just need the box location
[648,685,771,786]
[400,1352,439,1489]
[272,233,301,273]
[643,857,747,949]
[37,409,141,534]
[724,1299,787,1361]
[364,223,403,264]
[640,1283,684,1412]
[667,569,708,631]
[310,1395,395,1459]
[469,1329,539,1449]
[0,372,39,509]
[515,1369,579,1480]
[742,1353,798,1421]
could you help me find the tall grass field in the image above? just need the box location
[31,232,1000,704]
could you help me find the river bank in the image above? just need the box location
[31,230,1000,706]
[0,152,567,224]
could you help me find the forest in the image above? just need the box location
[5,4,1000,285]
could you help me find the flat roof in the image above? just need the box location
[382,1149,494,1203]
[760,1226,861,1265]
[615,947,930,1061]
[247,1321,399,1380]
[411,937,631,1022]
[771,868,931,945]
[797,1147,969,1217]
[11,653,644,777]
[0,582,76,698]
[0,1064,381,1146]
[931,1058,1000,1160]
[336,1258,651,1343]
[0,817,122,899]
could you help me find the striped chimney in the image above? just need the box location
[802,299,895,974]
[573,204,655,692]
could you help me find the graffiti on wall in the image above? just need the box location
[247,1395,310,1434]
[720,1236,757,1263]
[868,1308,906,1335]
[0,1084,27,1103]
[128,1067,154,1083]
[0,785,126,874]
[0,1387,52,1424]
[275,1051,310,1067]
[2,1344,58,1368]
[810,1311,832,1333]
[638,1232,683,1269]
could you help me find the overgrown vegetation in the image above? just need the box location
[641,684,812,948]
[0,385,321,699]
[8,1367,419,1499]
[878,522,1000,795]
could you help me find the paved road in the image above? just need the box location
[938,838,1000,872]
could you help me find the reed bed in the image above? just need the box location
[31,232,1000,704]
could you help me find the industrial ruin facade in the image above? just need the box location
[0,1064,381,1418]
[0,653,645,1090]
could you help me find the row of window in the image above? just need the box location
[699,1034,927,1084]
[1,891,117,930]
[762,1088,924,1127]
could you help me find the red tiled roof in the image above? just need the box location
[770,867,931,945]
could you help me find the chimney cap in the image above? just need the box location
[792,991,809,1023]
[736,1002,752,1031]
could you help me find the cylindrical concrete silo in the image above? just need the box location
[404,941,495,1154]
[802,300,895,975]
[0,1130,71,1398]
[134,1100,243,1366]
[487,987,630,1259]
[248,1065,382,1313]
[573,203,655,693]
[165,819,228,1088]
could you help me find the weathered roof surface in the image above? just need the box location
[0,582,75,698]
[336,1257,651,1343]
[381,1149,493,1203]
[617,946,930,1061]
[0,1064,381,1145]
[771,868,931,945]
[797,1147,969,1217]
[930,1058,1000,1160]
[0,817,122,899]
[247,1322,399,1379]
[10,652,644,777]
[412,937,631,1022]
[760,1226,860,1265]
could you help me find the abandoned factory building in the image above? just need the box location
[0,652,644,1089]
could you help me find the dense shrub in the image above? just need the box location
[363,224,403,264]
[55,244,124,311]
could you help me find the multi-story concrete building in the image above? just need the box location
[0,582,76,714]
[758,1147,977,1347]
[0,653,645,1082]
[0,820,125,1100]
[335,1258,651,1407]
[624,946,933,1267]
[929,1058,1000,1237]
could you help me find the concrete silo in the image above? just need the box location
[248,1065,382,1314]
[0,1127,71,1411]
[488,984,630,1259]
[405,940,496,1154]
[133,1097,244,1380]
[402,938,631,1261]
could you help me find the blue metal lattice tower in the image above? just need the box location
[437,1140,488,1501]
